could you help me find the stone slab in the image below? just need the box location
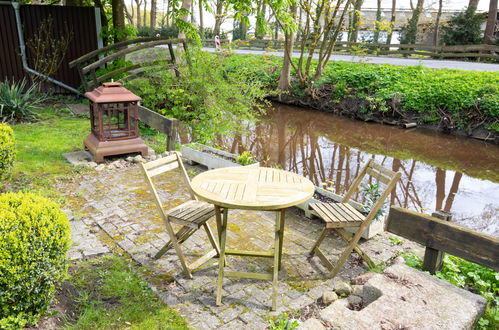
[320,263,487,330]
[63,150,93,165]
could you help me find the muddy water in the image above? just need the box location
[215,104,499,236]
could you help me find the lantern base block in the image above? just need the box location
[84,133,148,163]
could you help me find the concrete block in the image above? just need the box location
[320,264,487,329]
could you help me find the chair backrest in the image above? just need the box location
[140,152,196,216]
[342,159,401,224]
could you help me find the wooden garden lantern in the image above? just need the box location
[84,82,148,162]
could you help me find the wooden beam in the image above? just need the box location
[386,206,499,271]
[138,105,179,151]
[422,211,452,274]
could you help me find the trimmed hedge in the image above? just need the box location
[0,123,16,180]
[0,192,71,328]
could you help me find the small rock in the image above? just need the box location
[334,282,352,296]
[393,256,406,265]
[351,272,375,285]
[86,161,98,168]
[132,155,145,163]
[94,164,106,171]
[148,154,157,161]
[147,148,156,156]
[106,163,116,170]
[126,156,134,162]
[347,295,363,306]
[296,318,325,330]
[352,285,363,296]
[322,291,338,305]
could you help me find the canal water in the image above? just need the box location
[187,103,499,236]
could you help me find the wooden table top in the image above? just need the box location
[191,166,315,210]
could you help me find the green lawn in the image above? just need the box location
[62,255,187,329]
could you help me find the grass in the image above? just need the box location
[7,106,90,201]
[61,254,187,329]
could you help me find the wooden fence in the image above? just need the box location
[0,3,100,91]
[205,39,499,61]
[386,206,499,273]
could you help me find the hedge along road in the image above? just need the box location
[202,47,499,72]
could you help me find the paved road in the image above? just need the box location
[202,47,499,72]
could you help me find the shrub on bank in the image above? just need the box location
[224,55,499,133]
[0,192,70,327]
[0,123,16,181]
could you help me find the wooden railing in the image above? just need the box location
[386,206,499,273]
[69,37,189,92]
[69,37,186,151]
[204,39,499,61]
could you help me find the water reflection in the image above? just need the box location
[185,104,499,236]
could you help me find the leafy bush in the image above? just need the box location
[0,192,71,327]
[441,8,485,46]
[126,49,272,142]
[0,123,16,181]
[0,79,46,123]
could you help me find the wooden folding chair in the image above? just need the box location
[140,152,220,279]
[309,159,401,278]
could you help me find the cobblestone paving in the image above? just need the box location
[60,163,413,329]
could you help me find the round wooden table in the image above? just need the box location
[191,166,314,310]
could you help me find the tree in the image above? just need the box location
[373,0,382,43]
[213,0,228,36]
[270,0,353,91]
[432,0,443,46]
[483,0,498,44]
[386,0,396,45]
[151,0,157,28]
[135,0,143,27]
[112,0,126,42]
[348,0,364,42]
[400,0,424,44]
[199,0,204,38]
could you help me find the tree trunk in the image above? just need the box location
[150,0,157,29]
[177,0,192,40]
[277,5,297,92]
[112,0,126,42]
[199,0,204,38]
[213,0,224,36]
[125,0,134,25]
[386,0,396,45]
[143,0,147,26]
[468,0,480,9]
[373,0,382,43]
[402,0,424,44]
[349,0,364,42]
[135,0,142,27]
[432,0,443,46]
[191,0,195,23]
[483,0,498,44]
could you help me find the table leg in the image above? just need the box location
[272,210,281,311]
[278,209,285,270]
[216,207,228,306]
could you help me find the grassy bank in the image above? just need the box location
[223,54,499,137]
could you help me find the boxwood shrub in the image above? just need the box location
[0,192,71,328]
[0,123,16,180]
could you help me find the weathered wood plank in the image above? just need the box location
[422,211,453,274]
[386,206,499,271]
[225,271,273,280]
[138,105,178,151]
[225,249,274,258]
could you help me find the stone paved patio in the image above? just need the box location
[59,161,418,329]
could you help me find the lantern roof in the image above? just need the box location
[84,82,141,103]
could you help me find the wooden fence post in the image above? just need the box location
[422,210,453,274]
[166,119,179,152]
